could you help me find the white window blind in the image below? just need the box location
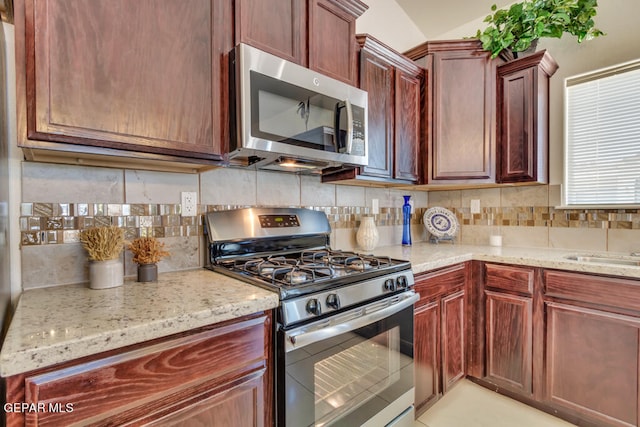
[564,60,640,206]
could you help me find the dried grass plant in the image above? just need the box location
[79,226,125,261]
[128,237,170,265]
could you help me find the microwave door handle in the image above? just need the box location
[344,99,353,154]
[334,100,354,154]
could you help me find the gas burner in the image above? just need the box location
[244,257,298,277]
[284,270,309,285]
[346,259,372,271]
[301,250,331,264]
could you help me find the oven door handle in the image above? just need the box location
[284,291,419,352]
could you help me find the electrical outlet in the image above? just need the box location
[181,191,198,217]
[371,199,379,214]
[470,199,481,214]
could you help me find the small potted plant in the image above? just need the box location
[128,237,170,282]
[475,0,605,60]
[79,226,126,289]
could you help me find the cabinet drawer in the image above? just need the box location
[545,270,640,312]
[485,263,534,295]
[415,263,467,306]
[16,314,270,426]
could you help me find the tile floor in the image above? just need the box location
[415,380,576,427]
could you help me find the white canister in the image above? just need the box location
[89,258,124,289]
[489,235,503,247]
[356,216,379,252]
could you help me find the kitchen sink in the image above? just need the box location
[564,254,640,267]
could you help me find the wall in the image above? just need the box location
[19,162,428,290]
[0,19,10,333]
[10,0,640,295]
[357,0,640,254]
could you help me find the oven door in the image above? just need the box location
[277,291,418,427]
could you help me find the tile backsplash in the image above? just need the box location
[18,162,640,290]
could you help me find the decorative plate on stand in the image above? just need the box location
[423,207,458,243]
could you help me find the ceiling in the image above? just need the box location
[395,0,513,39]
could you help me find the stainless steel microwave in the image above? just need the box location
[228,43,368,173]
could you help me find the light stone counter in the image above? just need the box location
[0,269,279,377]
[372,243,640,279]
[3,244,638,378]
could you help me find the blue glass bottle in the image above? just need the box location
[402,195,412,246]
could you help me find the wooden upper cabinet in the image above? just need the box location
[18,0,231,164]
[406,40,499,185]
[322,35,422,185]
[359,48,394,179]
[308,0,367,85]
[235,0,307,66]
[394,68,421,182]
[497,50,558,184]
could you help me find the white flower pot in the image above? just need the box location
[89,258,124,290]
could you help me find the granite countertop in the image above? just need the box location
[2,244,638,378]
[372,243,640,279]
[0,269,279,377]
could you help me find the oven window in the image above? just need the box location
[282,306,414,427]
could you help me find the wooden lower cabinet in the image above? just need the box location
[483,263,535,397]
[414,300,440,412]
[4,312,273,427]
[414,263,467,416]
[544,270,640,427]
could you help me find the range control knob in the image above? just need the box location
[384,278,396,292]
[306,298,322,316]
[326,293,340,310]
[396,275,408,290]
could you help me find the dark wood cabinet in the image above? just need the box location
[441,289,465,392]
[543,270,640,427]
[497,50,558,184]
[483,264,535,397]
[15,0,366,171]
[235,0,307,65]
[16,0,232,170]
[414,300,440,413]
[322,35,422,185]
[4,312,273,427]
[405,40,498,185]
[308,0,366,85]
[414,263,467,416]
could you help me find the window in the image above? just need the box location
[564,59,640,206]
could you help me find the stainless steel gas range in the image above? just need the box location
[205,207,418,427]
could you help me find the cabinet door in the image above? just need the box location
[5,313,273,426]
[359,50,393,179]
[485,290,533,396]
[441,290,465,393]
[427,41,496,184]
[308,0,364,85]
[235,0,306,65]
[146,374,267,427]
[545,302,640,427]
[23,0,230,160]
[414,300,440,415]
[497,51,558,184]
[394,69,421,182]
